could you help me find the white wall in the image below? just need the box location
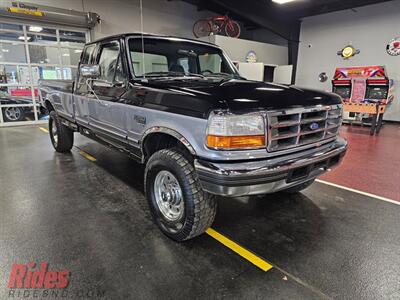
[202,35,288,65]
[296,1,400,121]
[20,0,211,39]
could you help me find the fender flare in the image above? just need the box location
[141,126,197,156]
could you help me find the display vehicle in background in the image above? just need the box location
[39,33,347,241]
[0,93,34,122]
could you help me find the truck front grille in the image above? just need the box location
[266,104,342,152]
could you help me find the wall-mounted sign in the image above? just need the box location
[7,7,43,16]
[386,37,400,56]
[245,51,257,63]
[333,66,386,79]
[337,45,360,60]
[7,2,44,17]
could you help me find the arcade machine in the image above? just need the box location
[332,66,394,135]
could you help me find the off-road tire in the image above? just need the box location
[145,149,217,241]
[49,111,74,153]
[283,179,315,194]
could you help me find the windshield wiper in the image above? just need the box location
[203,72,243,80]
[141,71,205,78]
[142,71,182,77]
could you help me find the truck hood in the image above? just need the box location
[127,78,342,118]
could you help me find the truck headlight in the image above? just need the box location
[206,112,265,150]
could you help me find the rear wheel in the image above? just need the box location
[283,179,315,194]
[225,20,241,38]
[193,19,212,38]
[145,149,217,241]
[49,111,74,153]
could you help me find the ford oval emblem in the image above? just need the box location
[310,122,319,130]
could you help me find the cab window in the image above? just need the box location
[96,41,124,85]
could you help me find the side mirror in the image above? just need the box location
[80,64,100,78]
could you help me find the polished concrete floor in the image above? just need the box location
[321,123,400,200]
[0,125,399,299]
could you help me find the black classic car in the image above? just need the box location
[0,94,33,122]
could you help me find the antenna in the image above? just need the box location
[139,0,146,78]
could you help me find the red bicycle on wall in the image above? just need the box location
[193,15,241,38]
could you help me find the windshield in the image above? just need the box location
[128,37,239,79]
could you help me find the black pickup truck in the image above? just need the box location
[39,33,347,241]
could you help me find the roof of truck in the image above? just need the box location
[86,32,220,48]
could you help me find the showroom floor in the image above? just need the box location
[0,125,399,299]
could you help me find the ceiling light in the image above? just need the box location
[62,53,70,57]
[272,0,298,4]
[74,49,83,53]
[29,26,43,32]
[1,49,9,52]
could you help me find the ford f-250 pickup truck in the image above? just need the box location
[39,33,347,241]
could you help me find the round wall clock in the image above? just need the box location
[387,37,400,56]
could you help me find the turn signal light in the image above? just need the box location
[207,135,265,149]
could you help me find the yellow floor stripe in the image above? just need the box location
[79,150,97,162]
[206,228,273,272]
[39,127,49,133]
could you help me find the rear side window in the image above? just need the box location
[76,44,96,93]
[81,44,95,64]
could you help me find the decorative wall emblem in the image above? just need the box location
[386,37,400,56]
[337,45,360,60]
[310,122,319,131]
[245,51,257,63]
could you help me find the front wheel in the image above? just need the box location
[145,149,217,241]
[49,111,74,153]
[225,20,241,38]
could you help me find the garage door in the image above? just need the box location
[0,20,89,126]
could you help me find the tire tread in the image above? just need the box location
[145,148,217,241]
[49,111,74,153]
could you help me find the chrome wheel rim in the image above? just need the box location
[51,119,58,146]
[5,108,21,121]
[154,170,184,222]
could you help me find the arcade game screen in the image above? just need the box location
[366,86,389,100]
[333,86,351,99]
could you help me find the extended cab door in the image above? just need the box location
[88,40,128,146]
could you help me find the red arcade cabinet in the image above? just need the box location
[332,66,394,135]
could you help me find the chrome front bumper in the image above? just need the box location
[194,137,347,197]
